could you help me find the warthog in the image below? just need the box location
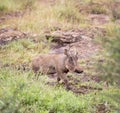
[32,48,82,89]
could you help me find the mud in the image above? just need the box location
[47,73,102,94]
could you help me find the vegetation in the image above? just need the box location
[0,0,36,13]
[98,24,120,85]
[0,0,120,113]
[0,68,120,113]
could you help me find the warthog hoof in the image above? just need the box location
[65,85,71,90]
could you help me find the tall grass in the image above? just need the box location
[0,0,36,15]
[2,0,89,33]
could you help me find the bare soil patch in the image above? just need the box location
[47,73,102,94]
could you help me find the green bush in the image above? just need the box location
[98,25,120,85]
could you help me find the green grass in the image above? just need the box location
[0,68,120,113]
[0,38,50,70]
[96,23,120,84]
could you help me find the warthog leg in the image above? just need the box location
[57,70,70,89]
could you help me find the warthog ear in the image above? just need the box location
[76,51,78,56]
[76,52,78,60]
[64,49,69,56]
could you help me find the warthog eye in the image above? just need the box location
[69,57,74,65]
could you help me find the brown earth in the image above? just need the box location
[47,73,102,94]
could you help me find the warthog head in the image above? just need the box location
[64,48,78,72]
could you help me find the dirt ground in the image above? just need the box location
[47,72,102,94]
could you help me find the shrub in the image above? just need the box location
[98,24,120,85]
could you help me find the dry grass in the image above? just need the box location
[1,0,89,33]
[2,0,120,33]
